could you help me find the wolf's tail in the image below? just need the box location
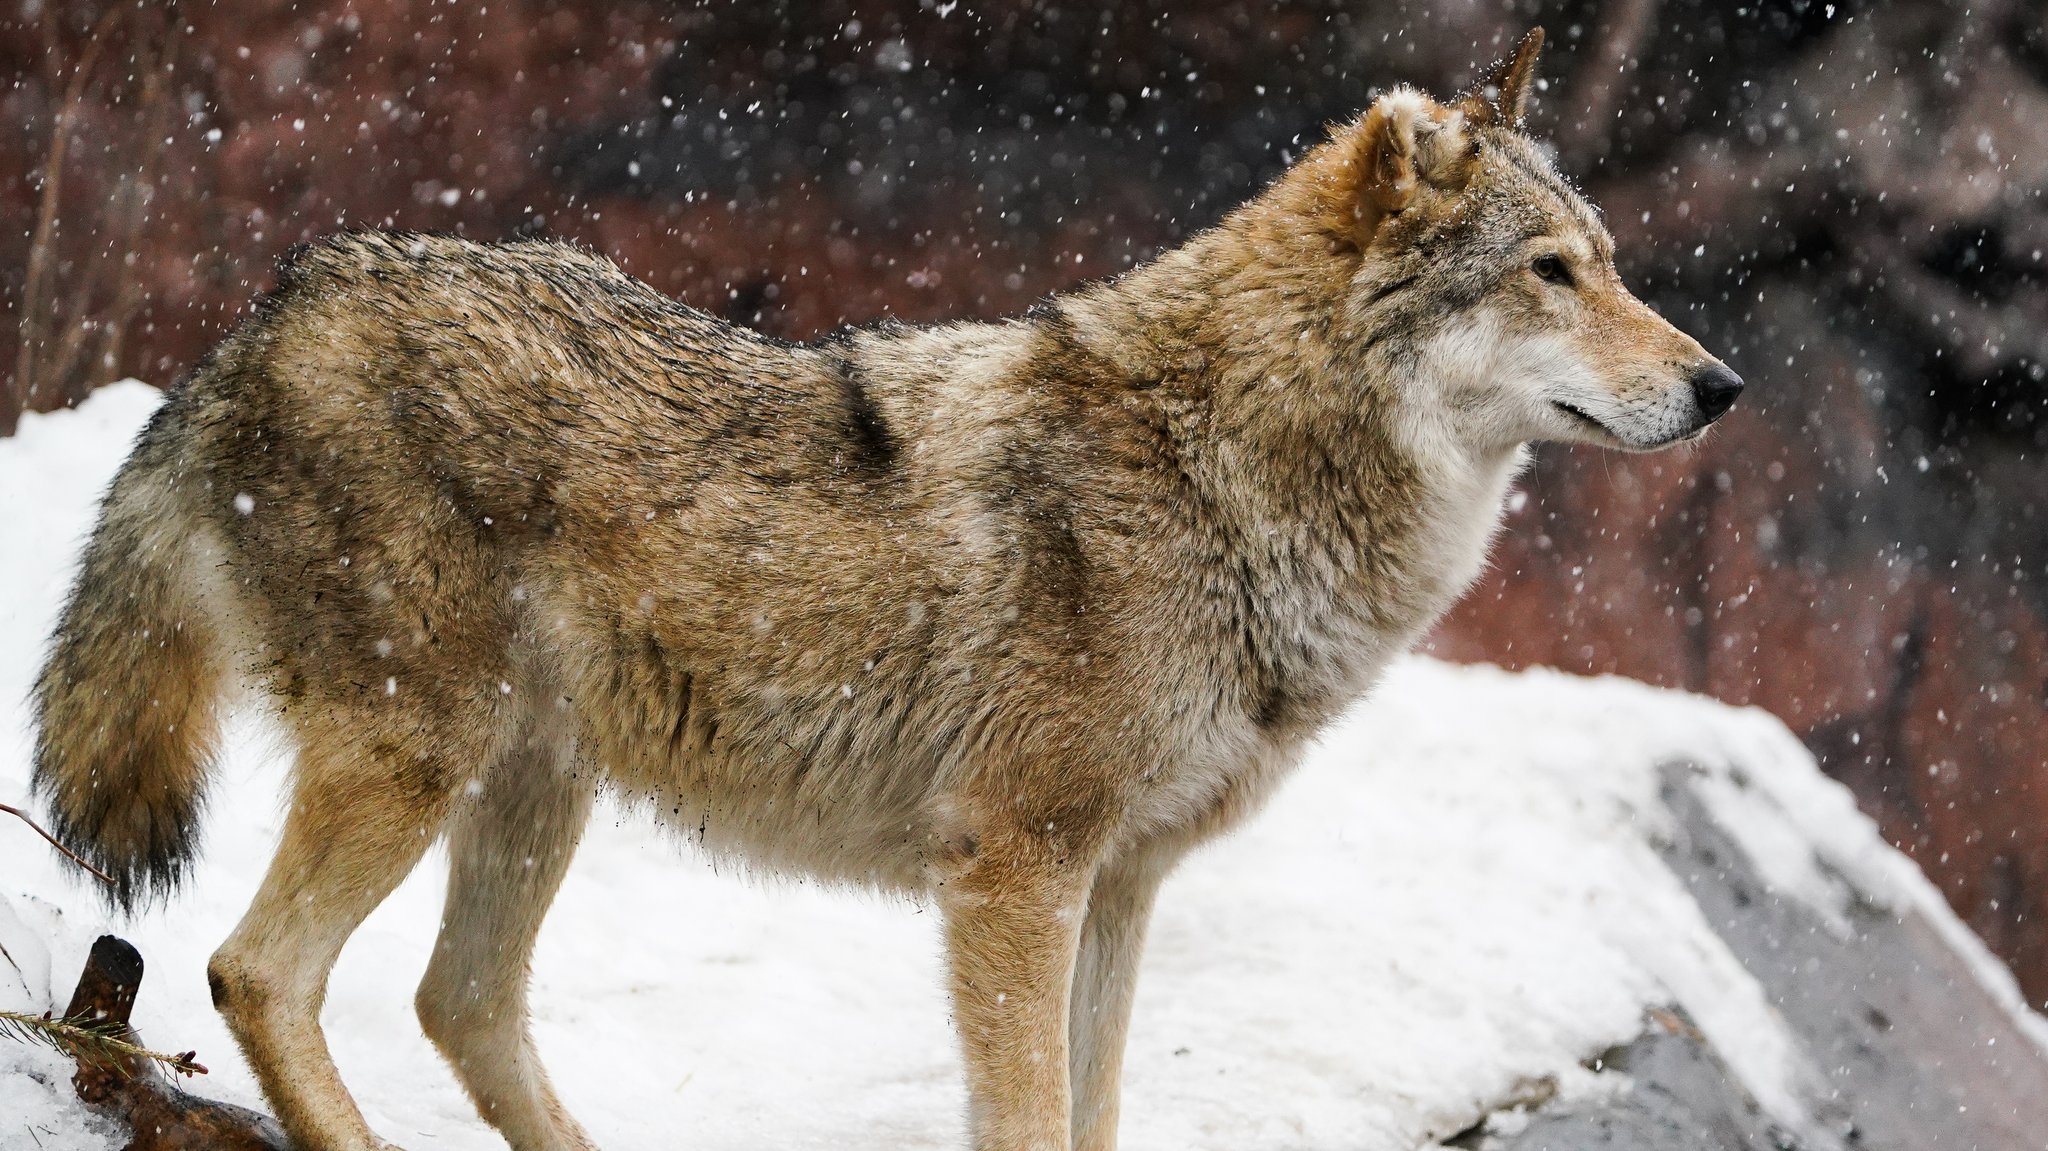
[31,405,233,913]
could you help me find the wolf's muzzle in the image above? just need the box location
[1689,364,1744,422]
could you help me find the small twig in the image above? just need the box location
[0,1008,206,1078]
[0,802,115,886]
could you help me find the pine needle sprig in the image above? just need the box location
[0,1008,206,1077]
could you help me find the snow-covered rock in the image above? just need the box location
[3,383,2043,1150]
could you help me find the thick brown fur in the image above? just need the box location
[32,31,1737,1151]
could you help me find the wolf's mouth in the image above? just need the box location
[1550,401,1610,435]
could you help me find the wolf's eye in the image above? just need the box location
[1532,254,1573,285]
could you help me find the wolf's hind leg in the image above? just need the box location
[416,706,596,1151]
[208,706,474,1151]
[1067,843,1176,1151]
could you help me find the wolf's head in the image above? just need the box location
[1281,29,1740,453]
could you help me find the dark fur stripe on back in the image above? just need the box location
[834,355,897,478]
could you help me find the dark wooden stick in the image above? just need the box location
[64,936,293,1151]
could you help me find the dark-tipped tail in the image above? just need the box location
[31,417,230,912]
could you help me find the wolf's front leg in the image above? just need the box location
[939,821,1100,1151]
[1067,842,1178,1151]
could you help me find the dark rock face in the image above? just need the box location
[1470,1029,1797,1151]
[1468,762,2048,1151]
[4,1,2045,1000]
[1660,763,2048,1149]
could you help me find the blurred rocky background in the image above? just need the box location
[5,0,2046,1000]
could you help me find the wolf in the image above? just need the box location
[31,29,1738,1151]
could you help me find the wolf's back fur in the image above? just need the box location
[30,33,1736,1151]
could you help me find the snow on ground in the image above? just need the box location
[2,383,2040,1150]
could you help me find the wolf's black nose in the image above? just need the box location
[1690,364,1744,422]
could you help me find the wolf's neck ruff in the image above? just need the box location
[1044,153,1547,740]
[1046,258,1457,741]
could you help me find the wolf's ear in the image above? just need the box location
[1347,87,1476,243]
[1461,27,1545,129]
